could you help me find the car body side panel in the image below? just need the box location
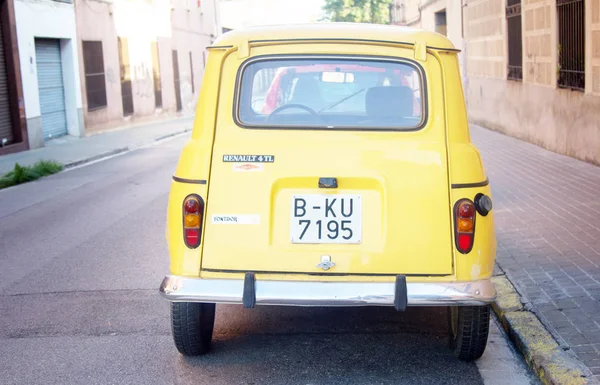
[438,49,496,281]
[450,185,496,282]
[167,179,207,276]
[167,47,231,277]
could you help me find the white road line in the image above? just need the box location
[63,131,190,173]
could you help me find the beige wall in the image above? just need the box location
[464,0,505,79]
[467,77,600,164]
[393,0,420,24]
[522,0,554,86]
[592,0,600,95]
[391,0,468,90]
[157,37,176,119]
[75,0,123,130]
[75,0,218,133]
[392,0,464,51]
[465,0,600,165]
[392,0,600,165]
[170,0,216,113]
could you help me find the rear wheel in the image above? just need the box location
[448,305,490,361]
[170,302,216,356]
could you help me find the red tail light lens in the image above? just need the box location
[185,229,200,245]
[184,199,200,214]
[183,195,204,248]
[458,233,473,251]
[454,199,475,254]
[458,203,474,218]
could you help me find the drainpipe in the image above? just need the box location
[407,1,421,26]
[212,0,220,39]
[460,0,468,109]
[404,0,437,27]
[407,0,449,26]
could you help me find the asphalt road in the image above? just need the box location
[0,134,538,385]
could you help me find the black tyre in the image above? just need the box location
[170,302,216,356]
[448,305,490,361]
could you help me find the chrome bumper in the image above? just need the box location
[159,275,496,307]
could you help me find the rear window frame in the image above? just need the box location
[232,54,429,132]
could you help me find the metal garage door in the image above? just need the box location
[35,39,67,140]
[0,16,14,144]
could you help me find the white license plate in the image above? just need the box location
[290,195,362,244]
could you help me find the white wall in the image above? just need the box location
[220,0,324,29]
[15,0,83,136]
[201,0,221,37]
[397,0,468,101]
[170,0,220,113]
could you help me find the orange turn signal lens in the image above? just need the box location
[184,214,200,227]
[458,218,473,232]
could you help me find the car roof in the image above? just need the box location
[211,23,457,51]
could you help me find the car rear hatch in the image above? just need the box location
[201,49,453,276]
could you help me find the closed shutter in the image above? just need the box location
[35,39,67,140]
[0,16,14,144]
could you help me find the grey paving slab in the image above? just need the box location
[471,124,600,381]
[0,116,194,174]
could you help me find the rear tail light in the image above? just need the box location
[454,199,475,254]
[183,194,204,248]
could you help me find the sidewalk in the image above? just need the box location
[471,124,600,382]
[0,116,194,174]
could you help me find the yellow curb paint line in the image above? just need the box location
[492,275,524,315]
[491,275,595,385]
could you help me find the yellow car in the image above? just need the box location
[160,23,497,361]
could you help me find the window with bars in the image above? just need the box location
[82,41,107,111]
[435,9,447,36]
[506,0,523,81]
[557,0,585,91]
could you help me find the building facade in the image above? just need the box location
[75,0,220,133]
[14,0,84,149]
[0,0,27,155]
[392,0,600,166]
[390,0,468,88]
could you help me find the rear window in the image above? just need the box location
[236,57,425,130]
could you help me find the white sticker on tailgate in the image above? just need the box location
[290,195,362,244]
[212,215,260,225]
